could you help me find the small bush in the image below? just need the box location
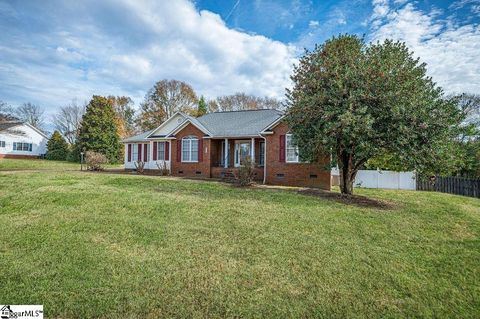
[134,161,146,174]
[155,161,170,176]
[85,151,108,171]
[234,157,255,186]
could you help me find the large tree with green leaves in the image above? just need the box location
[77,96,121,163]
[46,130,70,161]
[285,35,460,195]
[450,93,480,177]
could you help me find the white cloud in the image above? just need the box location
[309,20,320,28]
[0,0,296,113]
[369,1,480,94]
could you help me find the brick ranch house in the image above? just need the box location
[122,109,330,189]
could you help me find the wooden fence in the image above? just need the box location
[416,175,480,198]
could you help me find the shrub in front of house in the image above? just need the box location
[234,157,255,186]
[134,161,146,174]
[85,151,108,171]
[155,161,170,176]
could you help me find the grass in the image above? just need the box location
[0,159,479,318]
[0,158,121,171]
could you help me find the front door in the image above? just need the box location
[234,141,251,167]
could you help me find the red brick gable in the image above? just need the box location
[171,123,211,178]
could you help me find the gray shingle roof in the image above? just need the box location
[121,129,155,142]
[121,109,284,142]
[196,109,283,137]
[0,121,23,132]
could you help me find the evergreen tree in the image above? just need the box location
[77,96,121,163]
[46,130,70,160]
[286,35,460,195]
[197,96,208,117]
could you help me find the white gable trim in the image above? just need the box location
[259,115,285,134]
[146,112,187,138]
[167,117,212,137]
[25,123,48,138]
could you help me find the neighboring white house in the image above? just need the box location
[122,112,187,170]
[0,121,48,158]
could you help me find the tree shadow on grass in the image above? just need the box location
[298,188,397,210]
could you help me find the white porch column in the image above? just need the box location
[168,140,172,171]
[251,137,255,163]
[224,138,228,168]
[150,140,154,168]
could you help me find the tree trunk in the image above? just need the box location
[339,168,354,195]
[338,150,357,195]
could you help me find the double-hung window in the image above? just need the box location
[286,134,299,163]
[0,141,5,148]
[259,142,265,166]
[132,144,138,161]
[13,142,33,152]
[157,142,165,160]
[182,136,198,162]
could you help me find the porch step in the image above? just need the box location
[221,169,236,183]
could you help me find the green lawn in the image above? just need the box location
[0,159,479,318]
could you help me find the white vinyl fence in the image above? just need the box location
[332,168,416,190]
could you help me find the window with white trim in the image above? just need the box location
[13,142,32,152]
[286,134,299,163]
[132,144,138,161]
[0,141,5,148]
[259,142,265,166]
[182,136,198,162]
[157,142,165,160]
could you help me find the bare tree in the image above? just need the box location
[137,79,198,130]
[52,100,85,144]
[0,100,17,122]
[210,93,283,112]
[15,102,45,130]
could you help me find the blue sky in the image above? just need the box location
[0,0,479,120]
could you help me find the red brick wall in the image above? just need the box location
[171,123,211,178]
[211,167,264,181]
[265,122,331,190]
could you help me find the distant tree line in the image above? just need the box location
[1,79,282,165]
[136,79,283,130]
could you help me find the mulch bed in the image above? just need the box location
[298,188,396,210]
